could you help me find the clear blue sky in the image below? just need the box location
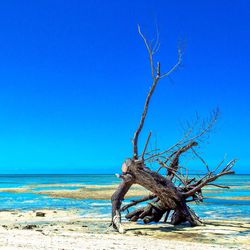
[0,1,249,174]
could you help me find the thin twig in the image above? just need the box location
[141,131,152,160]
[191,148,210,172]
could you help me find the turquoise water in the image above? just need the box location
[0,174,249,220]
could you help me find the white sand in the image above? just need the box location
[0,209,248,250]
[0,228,236,250]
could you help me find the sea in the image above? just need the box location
[0,174,249,221]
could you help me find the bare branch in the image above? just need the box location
[138,25,155,79]
[160,48,182,79]
[152,24,160,54]
[132,26,184,159]
[146,108,220,163]
[212,154,227,173]
[191,148,210,172]
[156,159,187,185]
[132,77,160,159]
[184,108,220,144]
[141,131,152,160]
[121,194,156,212]
[206,183,230,189]
[183,159,237,197]
[168,141,198,176]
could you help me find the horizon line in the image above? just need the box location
[0,173,249,175]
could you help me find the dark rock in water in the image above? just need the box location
[23,224,37,230]
[36,212,46,217]
[134,231,143,235]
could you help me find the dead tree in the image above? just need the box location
[111,26,236,233]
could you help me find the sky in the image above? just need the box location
[0,0,249,174]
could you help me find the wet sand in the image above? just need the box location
[0,187,30,193]
[0,209,249,250]
[210,196,250,200]
[0,184,149,200]
[1,183,245,200]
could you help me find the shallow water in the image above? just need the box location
[0,174,249,220]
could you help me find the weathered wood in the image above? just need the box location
[128,160,182,209]
[111,154,234,231]
[111,173,134,233]
[121,194,156,212]
[110,25,236,234]
[127,160,204,225]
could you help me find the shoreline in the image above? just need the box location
[0,209,249,250]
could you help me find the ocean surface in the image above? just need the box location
[0,174,249,221]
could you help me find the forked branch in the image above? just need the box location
[183,159,237,197]
[132,26,182,159]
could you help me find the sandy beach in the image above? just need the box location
[0,209,249,250]
[0,180,249,249]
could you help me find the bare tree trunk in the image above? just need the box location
[111,173,134,233]
[111,159,204,232]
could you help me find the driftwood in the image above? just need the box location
[111,26,236,233]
